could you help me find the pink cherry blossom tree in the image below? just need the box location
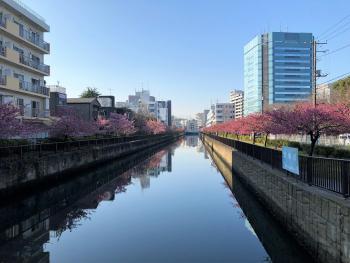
[144,120,167,134]
[268,103,350,156]
[51,107,98,139]
[98,113,135,136]
[0,103,46,139]
[0,103,23,139]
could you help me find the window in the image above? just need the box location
[13,45,24,55]
[17,98,24,115]
[32,101,40,117]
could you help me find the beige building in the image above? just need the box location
[229,89,244,119]
[206,102,234,127]
[0,0,50,118]
[316,83,333,104]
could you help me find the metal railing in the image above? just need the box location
[203,133,350,197]
[0,133,177,159]
[0,18,5,28]
[19,27,50,52]
[19,81,49,96]
[19,53,50,74]
[0,75,6,85]
[0,46,5,57]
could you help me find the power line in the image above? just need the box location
[320,42,350,57]
[326,25,350,41]
[319,71,350,85]
[320,20,350,40]
[318,14,350,39]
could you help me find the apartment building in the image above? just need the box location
[206,103,234,126]
[0,0,50,118]
[155,100,171,126]
[185,119,199,134]
[244,32,313,116]
[229,90,244,118]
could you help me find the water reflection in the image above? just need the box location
[0,137,314,263]
[205,140,315,263]
[0,144,176,263]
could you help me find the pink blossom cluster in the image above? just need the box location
[97,113,135,136]
[203,102,350,156]
[143,120,167,135]
[50,107,98,138]
[0,103,43,139]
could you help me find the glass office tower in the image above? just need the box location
[243,32,313,116]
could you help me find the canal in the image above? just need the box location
[0,136,314,263]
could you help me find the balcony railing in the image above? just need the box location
[0,46,5,57]
[0,18,5,28]
[19,80,49,96]
[19,27,50,52]
[0,75,6,85]
[19,54,50,75]
[0,17,49,52]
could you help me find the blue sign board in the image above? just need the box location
[282,146,299,175]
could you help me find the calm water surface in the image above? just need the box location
[0,136,314,263]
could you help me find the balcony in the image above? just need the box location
[19,27,50,53]
[20,80,49,96]
[0,75,49,97]
[0,46,50,76]
[0,18,49,54]
[19,54,50,75]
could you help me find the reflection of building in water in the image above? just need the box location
[0,145,175,262]
[131,150,173,189]
[184,135,199,147]
[0,212,50,263]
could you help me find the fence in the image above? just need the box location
[203,133,350,197]
[0,134,173,159]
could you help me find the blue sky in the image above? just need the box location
[25,0,350,118]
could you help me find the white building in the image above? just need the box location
[230,90,244,119]
[155,100,171,126]
[124,90,172,126]
[185,119,199,134]
[172,117,186,129]
[206,103,234,127]
[316,83,333,104]
[195,109,209,128]
[0,0,50,118]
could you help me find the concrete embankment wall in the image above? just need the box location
[0,134,180,193]
[202,134,350,263]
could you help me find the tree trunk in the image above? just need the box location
[264,134,268,147]
[309,133,319,156]
[253,133,256,144]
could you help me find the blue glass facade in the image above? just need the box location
[244,32,313,116]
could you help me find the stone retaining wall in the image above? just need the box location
[0,134,180,193]
[202,134,350,263]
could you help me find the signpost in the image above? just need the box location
[282,146,299,176]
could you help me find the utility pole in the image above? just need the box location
[312,39,328,107]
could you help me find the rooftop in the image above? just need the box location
[1,0,50,31]
[67,98,98,104]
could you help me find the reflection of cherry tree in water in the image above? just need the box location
[53,150,170,240]
[54,208,93,240]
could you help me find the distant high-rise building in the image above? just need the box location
[155,100,171,126]
[229,90,244,118]
[196,109,209,128]
[124,90,172,126]
[244,32,314,116]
